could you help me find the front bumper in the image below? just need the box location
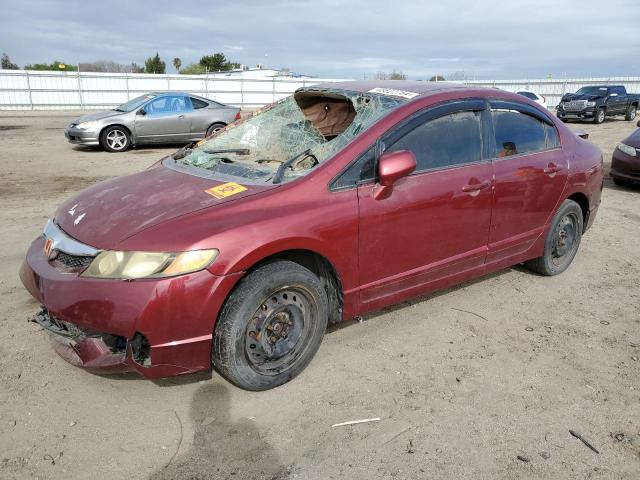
[611,149,640,182]
[556,107,597,119]
[65,128,100,146]
[20,236,244,378]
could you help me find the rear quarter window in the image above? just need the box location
[191,97,209,109]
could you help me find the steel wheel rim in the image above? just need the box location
[106,129,127,150]
[244,285,317,375]
[551,212,579,267]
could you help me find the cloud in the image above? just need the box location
[1,0,638,79]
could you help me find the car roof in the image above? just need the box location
[304,80,497,102]
[146,91,219,103]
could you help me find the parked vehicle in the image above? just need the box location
[556,85,640,124]
[65,92,240,152]
[610,119,640,186]
[22,81,604,390]
[515,90,547,109]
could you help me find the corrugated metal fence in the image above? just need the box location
[462,77,640,108]
[0,70,348,110]
[1,70,639,110]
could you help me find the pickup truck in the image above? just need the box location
[556,85,639,124]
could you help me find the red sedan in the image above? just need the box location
[20,81,604,390]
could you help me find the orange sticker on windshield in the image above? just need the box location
[205,182,248,199]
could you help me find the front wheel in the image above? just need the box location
[625,105,637,121]
[100,125,130,152]
[525,199,584,276]
[212,260,328,391]
[594,108,605,124]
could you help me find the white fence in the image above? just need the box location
[1,70,639,110]
[462,77,640,108]
[0,70,349,110]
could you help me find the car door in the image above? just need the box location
[486,100,568,265]
[134,95,193,143]
[611,86,627,114]
[356,100,494,308]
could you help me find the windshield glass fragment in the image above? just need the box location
[175,89,404,183]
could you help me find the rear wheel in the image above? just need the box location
[525,199,583,276]
[594,108,605,124]
[205,122,226,137]
[212,260,328,391]
[625,104,637,121]
[100,125,130,152]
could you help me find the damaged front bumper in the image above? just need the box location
[65,127,100,146]
[21,235,244,379]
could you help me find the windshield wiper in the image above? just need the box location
[272,149,312,184]
[203,148,250,156]
[113,108,124,112]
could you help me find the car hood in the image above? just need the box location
[55,164,276,249]
[623,128,640,148]
[561,93,605,102]
[73,110,125,123]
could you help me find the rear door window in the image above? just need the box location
[386,110,482,171]
[492,109,547,157]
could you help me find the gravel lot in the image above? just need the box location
[1,111,639,480]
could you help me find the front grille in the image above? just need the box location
[53,251,93,270]
[564,100,588,111]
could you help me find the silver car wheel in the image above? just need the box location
[106,129,127,150]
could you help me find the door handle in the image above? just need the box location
[462,180,491,196]
[178,114,185,118]
[543,163,561,176]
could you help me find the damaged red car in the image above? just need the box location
[20,81,604,390]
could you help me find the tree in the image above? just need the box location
[144,53,166,74]
[128,62,144,73]
[173,57,182,72]
[180,63,206,74]
[79,60,127,72]
[447,71,467,81]
[199,53,229,72]
[374,72,388,80]
[24,60,76,71]
[388,70,407,80]
[1,53,19,69]
[429,74,446,82]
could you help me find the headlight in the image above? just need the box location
[617,143,637,157]
[82,249,219,279]
[585,101,596,107]
[75,121,99,130]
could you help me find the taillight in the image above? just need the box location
[235,112,241,120]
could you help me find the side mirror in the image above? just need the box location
[374,150,416,200]
[137,108,146,116]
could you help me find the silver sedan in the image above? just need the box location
[65,92,240,152]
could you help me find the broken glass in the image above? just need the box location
[176,89,404,183]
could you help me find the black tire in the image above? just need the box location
[212,260,328,391]
[594,108,605,124]
[613,177,632,187]
[100,125,131,152]
[625,104,637,121]
[205,122,226,137]
[525,199,583,276]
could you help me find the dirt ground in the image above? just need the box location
[0,110,639,480]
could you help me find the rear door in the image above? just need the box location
[487,100,568,265]
[134,95,193,143]
[356,100,494,308]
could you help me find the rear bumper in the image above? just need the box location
[21,236,244,378]
[65,128,100,146]
[611,149,640,181]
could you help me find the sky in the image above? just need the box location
[1,0,639,80]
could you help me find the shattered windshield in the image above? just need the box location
[174,90,404,183]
